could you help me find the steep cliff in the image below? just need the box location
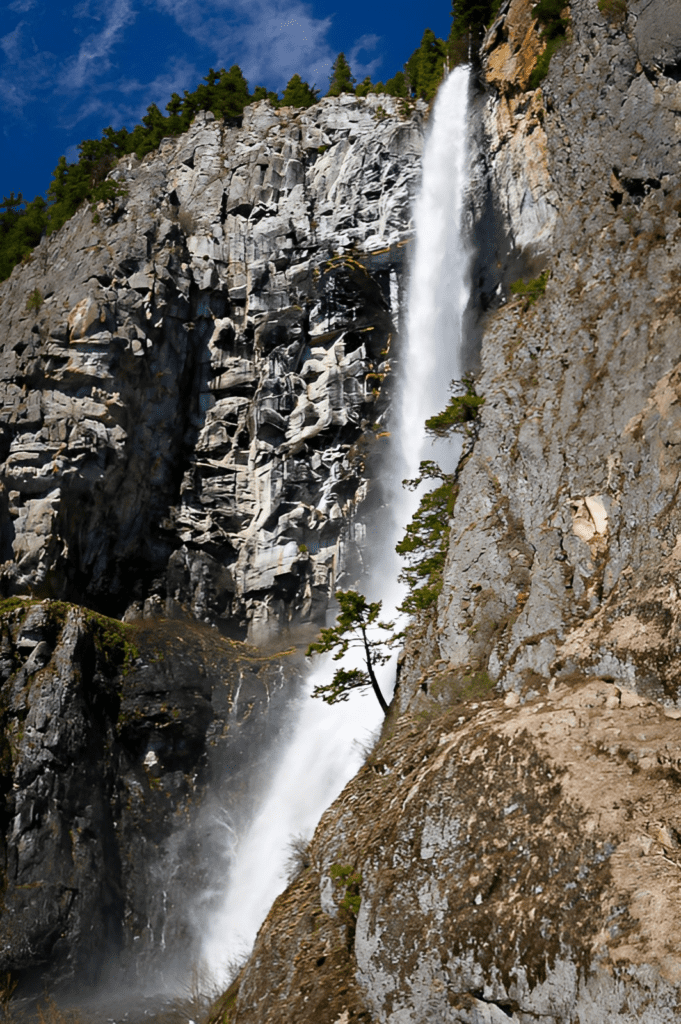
[0,95,426,995]
[0,596,306,993]
[0,94,423,642]
[213,1,681,1021]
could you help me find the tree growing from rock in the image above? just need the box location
[306,590,397,715]
[327,53,356,96]
[281,74,319,107]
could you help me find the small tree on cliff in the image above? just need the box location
[327,53,356,96]
[281,74,319,107]
[306,590,397,715]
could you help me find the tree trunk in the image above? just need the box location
[362,628,389,715]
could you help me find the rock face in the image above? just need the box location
[0,597,299,992]
[436,0,681,702]
[228,678,681,1024]
[212,2,681,1022]
[0,94,423,641]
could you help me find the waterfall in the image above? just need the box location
[198,65,471,988]
[401,67,471,484]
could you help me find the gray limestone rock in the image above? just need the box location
[402,0,681,706]
[0,96,424,643]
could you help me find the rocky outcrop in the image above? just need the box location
[433,0,681,703]
[227,676,681,1024]
[210,1,681,1021]
[0,95,423,641]
[0,596,298,992]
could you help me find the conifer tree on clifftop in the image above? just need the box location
[327,53,356,96]
[281,74,319,108]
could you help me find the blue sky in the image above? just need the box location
[1,0,452,205]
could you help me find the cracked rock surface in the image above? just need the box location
[0,598,299,991]
[0,94,423,642]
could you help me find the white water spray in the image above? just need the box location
[401,67,471,483]
[199,66,471,987]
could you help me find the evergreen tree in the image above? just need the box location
[306,590,397,715]
[0,61,278,282]
[281,74,318,107]
[211,65,252,118]
[327,53,356,96]
[449,0,497,65]
[355,76,373,97]
[252,85,281,105]
[383,71,408,97]
[405,29,448,101]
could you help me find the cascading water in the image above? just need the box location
[199,65,472,988]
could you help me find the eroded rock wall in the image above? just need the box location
[0,95,423,641]
[418,0,681,704]
[0,597,299,992]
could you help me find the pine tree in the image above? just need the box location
[449,0,497,65]
[384,71,408,97]
[281,74,319,108]
[327,53,356,96]
[405,29,448,101]
[355,76,373,98]
[306,590,398,715]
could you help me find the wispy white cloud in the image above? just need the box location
[153,0,339,91]
[0,17,56,115]
[55,58,197,136]
[117,56,197,106]
[0,75,32,112]
[349,33,382,80]
[58,0,137,91]
[1,21,26,62]
[7,0,36,12]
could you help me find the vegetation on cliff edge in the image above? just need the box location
[397,377,484,613]
[0,11,461,283]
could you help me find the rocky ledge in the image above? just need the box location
[220,675,681,1024]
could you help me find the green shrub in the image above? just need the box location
[424,375,485,438]
[528,36,563,87]
[527,0,569,87]
[509,269,549,308]
[25,288,42,313]
[330,864,362,918]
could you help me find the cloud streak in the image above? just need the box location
[58,0,137,92]
[349,33,382,80]
[153,0,338,91]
